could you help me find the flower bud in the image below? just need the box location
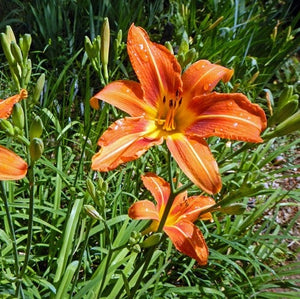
[164,41,174,54]
[101,17,110,82]
[5,25,16,43]
[84,36,95,59]
[86,177,96,199]
[0,32,15,65]
[141,233,162,248]
[19,34,31,59]
[10,41,23,65]
[24,59,32,86]
[29,137,44,161]
[132,244,141,253]
[12,102,24,130]
[101,17,110,66]
[84,204,103,221]
[29,115,43,139]
[0,119,15,136]
[33,73,45,103]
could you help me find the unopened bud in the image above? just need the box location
[33,73,45,103]
[84,204,102,220]
[29,138,44,161]
[84,36,95,59]
[101,17,110,66]
[0,32,15,65]
[101,17,110,82]
[29,115,43,139]
[141,233,162,248]
[0,119,14,136]
[10,41,23,65]
[86,177,96,199]
[164,41,174,54]
[5,26,16,43]
[12,102,24,130]
[132,244,141,253]
[24,59,32,86]
[20,34,31,59]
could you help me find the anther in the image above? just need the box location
[179,98,182,106]
[169,99,173,108]
[163,96,166,103]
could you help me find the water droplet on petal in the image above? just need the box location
[233,122,238,127]
[139,43,144,50]
[228,101,233,106]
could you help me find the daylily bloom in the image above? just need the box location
[0,145,28,180]
[0,89,28,119]
[128,173,216,265]
[90,24,267,194]
[0,89,28,180]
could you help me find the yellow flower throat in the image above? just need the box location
[156,91,182,131]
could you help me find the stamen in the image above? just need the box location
[163,96,166,103]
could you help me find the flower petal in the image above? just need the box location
[128,200,159,221]
[0,89,28,119]
[141,173,170,212]
[127,24,182,109]
[0,145,27,180]
[167,134,221,194]
[91,117,163,171]
[185,92,267,142]
[182,60,233,100]
[90,80,156,117]
[164,220,209,265]
[172,195,216,223]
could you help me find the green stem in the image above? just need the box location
[0,181,24,298]
[70,219,93,298]
[16,162,35,294]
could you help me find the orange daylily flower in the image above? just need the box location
[0,89,28,180]
[128,173,216,265]
[0,89,28,119]
[90,24,267,194]
[0,145,27,180]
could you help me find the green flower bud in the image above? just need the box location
[178,31,189,55]
[0,119,15,136]
[29,137,44,161]
[184,48,197,66]
[12,102,24,130]
[5,25,16,43]
[19,34,31,59]
[141,233,162,248]
[132,244,141,253]
[29,115,43,139]
[33,73,45,103]
[164,41,174,54]
[84,204,103,221]
[84,36,95,59]
[10,41,23,65]
[101,17,110,82]
[101,17,110,66]
[86,177,96,199]
[24,59,32,86]
[0,32,15,65]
